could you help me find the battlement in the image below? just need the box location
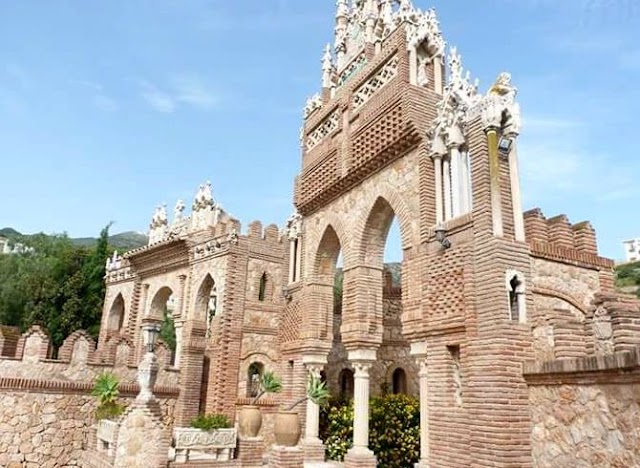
[524,208,612,269]
[0,325,179,387]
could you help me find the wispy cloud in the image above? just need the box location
[139,80,176,113]
[72,79,119,112]
[138,74,218,113]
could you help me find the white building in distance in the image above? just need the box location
[622,238,640,263]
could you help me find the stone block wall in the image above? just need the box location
[525,349,640,468]
[0,385,176,468]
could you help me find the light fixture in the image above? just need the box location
[498,136,513,156]
[141,318,161,353]
[434,223,452,249]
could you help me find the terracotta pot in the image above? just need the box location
[238,405,262,437]
[274,411,301,446]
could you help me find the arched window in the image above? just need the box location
[247,362,264,398]
[506,270,526,323]
[108,294,125,332]
[339,368,354,399]
[258,273,268,301]
[392,368,407,394]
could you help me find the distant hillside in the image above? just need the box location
[615,260,640,298]
[0,227,148,252]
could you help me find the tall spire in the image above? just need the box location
[322,44,335,89]
[335,0,349,63]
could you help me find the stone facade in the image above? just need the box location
[2,2,639,467]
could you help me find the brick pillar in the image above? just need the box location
[174,320,206,426]
[269,445,303,468]
[238,436,264,468]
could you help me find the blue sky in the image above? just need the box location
[0,0,638,261]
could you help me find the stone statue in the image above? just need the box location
[593,305,614,355]
[174,199,185,222]
[489,72,517,100]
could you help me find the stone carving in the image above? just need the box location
[172,428,237,462]
[149,204,168,244]
[475,71,521,134]
[352,54,399,110]
[337,52,367,87]
[285,211,303,240]
[447,47,480,111]
[174,199,185,222]
[306,109,340,151]
[304,93,323,119]
[593,305,614,355]
[406,8,445,57]
[322,43,336,89]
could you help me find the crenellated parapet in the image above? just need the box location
[523,208,608,268]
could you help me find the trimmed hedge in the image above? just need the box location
[320,394,420,467]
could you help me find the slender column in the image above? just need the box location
[411,343,430,468]
[409,48,417,86]
[173,320,184,367]
[294,239,302,282]
[449,146,461,218]
[304,364,322,441]
[443,156,452,221]
[345,349,376,466]
[508,136,525,242]
[485,127,504,237]
[288,240,296,283]
[432,154,444,224]
[433,55,443,94]
[353,361,373,449]
[173,274,187,368]
[460,150,471,214]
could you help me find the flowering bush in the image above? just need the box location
[319,394,420,467]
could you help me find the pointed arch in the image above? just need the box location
[149,286,173,321]
[354,192,415,266]
[313,225,343,278]
[307,213,352,271]
[195,274,217,321]
[107,293,126,332]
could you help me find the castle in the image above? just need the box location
[2,1,640,467]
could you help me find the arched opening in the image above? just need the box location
[107,294,125,333]
[195,274,218,338]
[357,196,417,397]
[339,368,354,399]
[247,362,264,398]
[506,271,526,323]
[392,368,407,394]
[149,286,177,366]
[258,272,267,301]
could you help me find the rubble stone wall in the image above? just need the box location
[0,388,176,468]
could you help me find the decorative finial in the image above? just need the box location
[322,44,335,88]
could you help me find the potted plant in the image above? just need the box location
[92,372,126,453]
[92,372,125,421]
[274,374,330,446]
[238,371,282,437]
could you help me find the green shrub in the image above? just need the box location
[92,372,126,421]
[190,413,232,431]
[320,398,353,461]
[369,394,420,468]
[319,394,420,467]
[95,402,125,421]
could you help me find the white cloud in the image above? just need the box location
[172,74,218,110]
[139,80,176,113]
[138,75,218,113]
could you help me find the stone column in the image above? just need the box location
[345,349,377,467]
[173,274,187,368]
[411,342,430,468]
[460,150,471,214]
[481,99,505,237]
[294,239,302,282]
[443,156,452,221]
[449,145,461,218]
[288,240,296,283]
[432,153,444,224]
[303,358,326,462]
[173,320,184,367]
[507,135,525,242]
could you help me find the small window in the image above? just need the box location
[506,270,526,323]
[247,362,264,398]
[392,368,407,395]
[448,345,462,406]
[258,273,267,301]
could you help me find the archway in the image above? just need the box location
[195,274,218,338]
[107,294,125,334]
[149,286,177,366]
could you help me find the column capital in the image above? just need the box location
[347,348,377,363]
[352,361,373,377]
[430,151,445,161]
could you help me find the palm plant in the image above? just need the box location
[92,372,119,406]
[286,374,330,411]
[251,371,282,404]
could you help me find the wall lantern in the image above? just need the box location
[498,136,513,156]
[434,223,452,250]
[141,318,161,353]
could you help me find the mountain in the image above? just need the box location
[0,228,148,252]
